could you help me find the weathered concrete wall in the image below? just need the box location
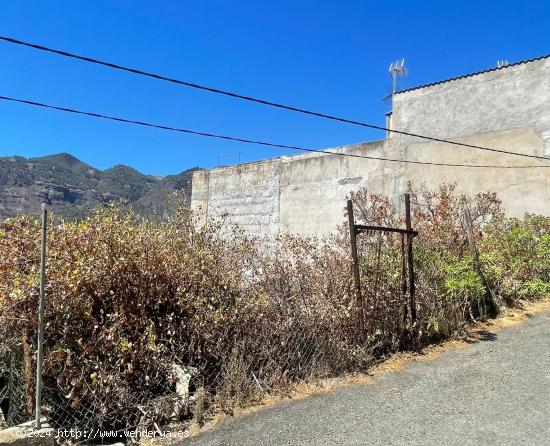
[392,57,550,156]
[192,161,281,236]
[400,128,549,216]
[392,56,550,217]
[192,56,550,236]
[278,141,404,235]
[191,141,404,236]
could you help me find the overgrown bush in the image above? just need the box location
[0,184,548,434]
[348,183,549,344]
[0,205,364,431]
[481,214,550,302]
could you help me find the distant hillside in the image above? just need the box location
[0,153,201,219]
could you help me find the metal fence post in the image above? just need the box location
[347,199,365,341]
[404,194,416,326]
[400,233,408,322]
[35,204,47,429]
[7,350,15,425]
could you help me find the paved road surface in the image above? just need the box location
[182,310,550,446]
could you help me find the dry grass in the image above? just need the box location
[185,373,374,437]
[373,298,550,373]
[186,297,550,438]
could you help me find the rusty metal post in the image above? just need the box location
[347,199,365,341]
[404,194,416,326]
[400,233,408,322]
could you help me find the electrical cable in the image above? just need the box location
[1,35,549,162]
[1,94,547,169]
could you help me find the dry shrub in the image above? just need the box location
[0,205,365,431]
[349,183,548,345]
[0,183,547,433]
[0,206,257,430]
[213,233,368,412]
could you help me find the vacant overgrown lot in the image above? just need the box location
[0,184,548,433]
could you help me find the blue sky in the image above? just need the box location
[1,0,549,176]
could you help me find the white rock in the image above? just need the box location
[171,364,198,418]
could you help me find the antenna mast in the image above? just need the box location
[389,59,408,94]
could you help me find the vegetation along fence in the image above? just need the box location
[0,183,548,441]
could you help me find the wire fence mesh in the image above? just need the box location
[0,206,412,442]
[0,342,30,428]
[0,299,367,442]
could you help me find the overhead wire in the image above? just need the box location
[1,35,549,163]
[0,94,547,169]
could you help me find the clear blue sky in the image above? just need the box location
[1,0,549,176]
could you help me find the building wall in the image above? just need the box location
[192,57,550,236]
[191,160,281,237]
[392,57,550,155]
[393,56,550,217]
[191,141,402,236]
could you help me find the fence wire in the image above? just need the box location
[0,343,29,428]
[0,293,368,442]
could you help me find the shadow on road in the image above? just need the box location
[465,330,497,343]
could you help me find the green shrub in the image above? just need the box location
[480,214,550,303]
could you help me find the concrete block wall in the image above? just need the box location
[192,160,281,237]
[191,141,405,236]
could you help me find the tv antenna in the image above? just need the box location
[217,152,241,167]
[389,59,408,94]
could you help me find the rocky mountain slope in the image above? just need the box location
[0,153,200,219]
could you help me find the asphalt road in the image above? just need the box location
[182,310,550,446]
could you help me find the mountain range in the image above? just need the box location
[0,153,200,220]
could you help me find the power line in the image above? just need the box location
[1,35,549,163]
[0,94,547,169]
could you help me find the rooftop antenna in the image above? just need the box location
[217,152,241,167]
[389,59,408,94]
[383,59,407,138]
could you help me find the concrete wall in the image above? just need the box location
[192,141,402,236]
[392,56,550,217]
[192,160,281,237]
[392,57,550,155]
[192,56,550,236]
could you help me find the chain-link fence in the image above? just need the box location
[4,188,521,442]
[1,298,366,442]
[0,203,380,442]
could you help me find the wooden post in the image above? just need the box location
[463,208,498,316]
[347,199,365,341]
[404,194,416,325]
[35,204,47,429]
